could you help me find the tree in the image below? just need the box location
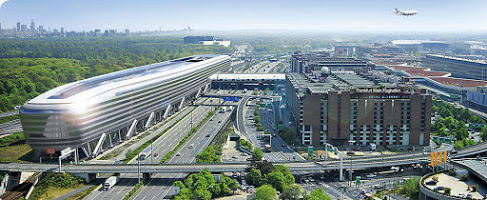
[281,184,302,200]
[481,127,487,141]
[253,185,277,200]
[253,160,275,175]
[247,168,264,187]
[265,171,286,192]
[253,148,263,161]
[401,178,420,199]
[304,188,332,200]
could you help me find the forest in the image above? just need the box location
[0,37,232,112]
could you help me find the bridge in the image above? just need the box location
[0,141,485,174]
[451,158,487,184]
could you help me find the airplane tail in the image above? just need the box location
[395,8,399,13]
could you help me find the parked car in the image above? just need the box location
[425,180,437,185]
[433,186,445,191]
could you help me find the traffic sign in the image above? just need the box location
[46,148,55,155]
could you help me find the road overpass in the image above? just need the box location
[1,141,486,174]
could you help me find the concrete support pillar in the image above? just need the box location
[143,173,151,180]
[73,173,97,183]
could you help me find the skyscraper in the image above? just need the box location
[20,24,28,34]
[16,22,21,33]
[30,21,36,34]
[38,25,44,34]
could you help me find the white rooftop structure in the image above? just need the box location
[210,73,286,81]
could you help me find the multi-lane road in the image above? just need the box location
[132,101,236,199]
[85,98,225,200]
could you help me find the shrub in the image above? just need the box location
[472,184,478,192]
[431,176,438,182]
[448,169,456,176]
[444,187,451,196]
[460,174,468,181]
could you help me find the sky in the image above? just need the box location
[0,0,486,33]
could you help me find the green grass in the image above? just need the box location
[0,133,34,163]
[160,108,217,164]
[121,101,207,163]
[123,181,143,200]
[65,185,99,200]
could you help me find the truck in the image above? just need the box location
[104,175,120,190]
[243,88,247,93]
[139,146,152,160]
[369,143,376,151]
[219,106,227,113]
[265,144,272,152]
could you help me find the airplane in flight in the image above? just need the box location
[395,8,418,16]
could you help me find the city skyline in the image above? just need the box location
[0,0,487,32]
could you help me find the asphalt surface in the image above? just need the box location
[0,119,22,136]
[85,98,222,200]
[132,101,236,199]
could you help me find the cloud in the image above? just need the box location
[0,0,8,9]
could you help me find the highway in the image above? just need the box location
[3,141,487,174]
[0,119,22,136]
[0,110,19,118]
[84,98,222,200]
[132,101,236,199]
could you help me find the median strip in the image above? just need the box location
[122,99,208,163]
[160,107,219,164]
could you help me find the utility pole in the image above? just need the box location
[138,150,140,183]
[339,151,343,181]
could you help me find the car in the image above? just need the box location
[218,120,221,123]
[425,180,437,185]
[347,151,355,155]
[246,157,253,161]
[154,153,159,157]
[292,155,296,160]
[232,155,238,159]
[366,174,377,178]
[457,193,465,198]
[304,179,310,184]
[354,148,360,151]
[210,118,213,121]
[281,143,286,147]
[466,194,472,198]
[308,177,315,182]
[433,186,445,191]
[272,133,276,137]
[241,153,247,156]
[176,152,181,156]
[206,133,210,137]
[189,144,194,149]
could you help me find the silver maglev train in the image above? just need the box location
[20,54,231,158]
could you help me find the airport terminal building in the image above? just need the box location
[291,52,374,74]
[285,71,431,147]
[422,54,487,81]
[20,55,231,158]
